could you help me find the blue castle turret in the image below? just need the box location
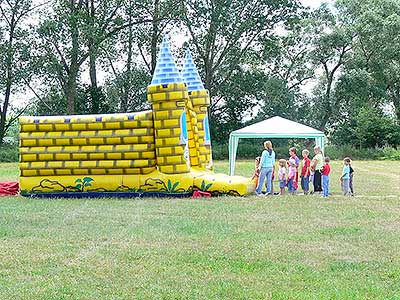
[151,37,183,85]
[181,48,205,91]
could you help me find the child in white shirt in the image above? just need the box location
[278,159,287,195]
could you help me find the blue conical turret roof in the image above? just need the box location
[181,48,205,91]
[151,37,183,85]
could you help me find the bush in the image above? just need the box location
[213,142,400,161]
[313,145,400,161]
[0,144,19,162]
[212,140,315,160]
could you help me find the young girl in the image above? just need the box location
[288,147,300,193]
[278,159,287,195]
[252,156,261,182]
[287,158,298,194]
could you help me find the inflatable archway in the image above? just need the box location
[19,38,256,197]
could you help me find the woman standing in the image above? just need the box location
[311,145,324,193]
[255,141,275,196]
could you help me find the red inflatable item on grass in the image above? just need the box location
[193,190,211,198]
[0,181,19,196]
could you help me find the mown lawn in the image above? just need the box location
[0,160,400,299]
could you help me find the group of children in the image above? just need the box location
[253,143,355,197]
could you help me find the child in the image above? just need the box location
[300,149,311,195]
[321,156,331,197]
[289,147,300,188]
[340,157,351,196]
[278,159,287,195]
[349,162,354,196]
[251,156,261,182]
[287,158,298,194]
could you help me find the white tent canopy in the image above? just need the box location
[228,116,325,175]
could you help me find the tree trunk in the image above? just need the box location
[89,51,97,90]
[319,77,333,131]
[65,1,80,114]
[0,21,15,145]
[66,68,78,114]
[121,0,134,112]
[150,0,160,74]
[88,0,99,113]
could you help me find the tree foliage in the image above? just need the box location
[0,0,399,149]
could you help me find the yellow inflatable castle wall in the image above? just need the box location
[19,38,255,197]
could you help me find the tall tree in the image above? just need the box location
[309,4,354,130]
[102,0,181,113]
[36,0,151,114]
[0,0,42,144]
[181,0,300,137]
[338,0,400,122]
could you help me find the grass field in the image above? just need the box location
[0,160,400,299]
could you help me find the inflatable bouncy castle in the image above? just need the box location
[19,38,255,197]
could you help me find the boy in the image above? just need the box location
[300,149,311,195]
[321,156,331,197]
[340,157,351,196]
[311,146,324,193]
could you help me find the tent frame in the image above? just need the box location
[228,133,325,176]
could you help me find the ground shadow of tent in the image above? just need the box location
[228,116,325,175]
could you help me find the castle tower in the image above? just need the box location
[181,49,213,169]
[147,37,191,174]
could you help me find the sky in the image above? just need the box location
[299,0,333,9]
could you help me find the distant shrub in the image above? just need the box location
[213,142,400,161]
[324,145,400,161]
[0,145,19,162]
[213,141,313,160]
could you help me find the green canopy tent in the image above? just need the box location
[228,116,325,176]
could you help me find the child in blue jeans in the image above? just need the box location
[287,158,297,194]
[321,157,331,197]
[340,157,351,196]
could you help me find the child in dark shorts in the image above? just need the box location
[349,162,354,196]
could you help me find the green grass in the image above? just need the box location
[0,160,400,299]
[0,162,19,181]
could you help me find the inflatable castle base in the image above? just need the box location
[20,169,255,198]
[18,37,256,198]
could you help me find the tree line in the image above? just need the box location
[1,0,399,148]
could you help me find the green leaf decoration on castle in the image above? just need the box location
[75,177,94,192]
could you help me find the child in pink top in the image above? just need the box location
[287,158,298,194]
